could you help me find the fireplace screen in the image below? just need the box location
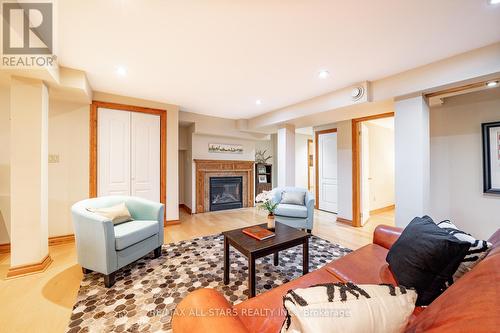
[209,176,243,211]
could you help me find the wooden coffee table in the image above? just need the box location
[222,222,310,298]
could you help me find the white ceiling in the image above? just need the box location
[58,0,500,119]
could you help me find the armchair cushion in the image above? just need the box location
[114,220,159,250]
[280,191,306,205]
[274,204,308,218]
[87,202,133,225]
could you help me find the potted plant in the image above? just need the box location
[255,190,278,229]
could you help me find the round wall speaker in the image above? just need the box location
[351,86,364,101]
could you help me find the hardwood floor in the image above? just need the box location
[0,207,394,333]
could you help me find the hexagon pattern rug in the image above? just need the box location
[66,233,351,332]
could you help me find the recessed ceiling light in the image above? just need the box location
[486,81,499,87]
[255,99,262,105]
[489,0,500,4]
[116,66,127,77]
[318,70,330,79]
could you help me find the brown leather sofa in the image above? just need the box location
[172,225,500,333]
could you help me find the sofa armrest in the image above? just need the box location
[305,192,315,210]
[126,197,164,222]
[126,197,165,244]
[172,288,249,333]
[271,188,282,205]
[71,206,117,274]
[373,225,402,250]
[487,228,500,248]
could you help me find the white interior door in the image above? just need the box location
[318,132,338,212]
[360,123,371,225]
[131,112,160,202]
[98,108,131,196]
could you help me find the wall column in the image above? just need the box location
[394,95,430,227]
[277,124,295,187]
[270,133,278,187]
[7,77,51,277]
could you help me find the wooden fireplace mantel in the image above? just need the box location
[194,159,254,213]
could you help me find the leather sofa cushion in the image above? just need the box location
[405,247,499,332]
[325,244,397,285]
[274,204,308,218]
[234,267,340,333]
[114,220,159,250]
[386,216,470,306]
[405,229,500,332]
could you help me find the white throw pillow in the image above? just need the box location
[280,191,306,206]
[437,220,492,281]
[281,283,417,333]
[87,202,133,225]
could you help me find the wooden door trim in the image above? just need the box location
[89,100,167,221]
[307,139,313,191]
[351,112,394,227]
[314,128,337,209]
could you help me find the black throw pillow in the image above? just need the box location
[386,216,470,306]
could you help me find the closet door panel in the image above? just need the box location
[131,112,160,202]
[98,108,131,196]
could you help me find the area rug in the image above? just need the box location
[67,233,351,333]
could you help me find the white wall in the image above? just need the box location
[178,126,189,206]
[184,125,194,210]
[192,134,256,161]
[335,121,353,221]
[179,125,188,150]
[0,84,10,244]
[277,125,295,187]
[178,150,185,205]
[48,99,89,236]
[271,134,278,187]
[429,88,500,240]
[255,140,273,163]
[366,122,395,211]
[9,78,49,266]
[394,96,430,227]
[295,133,312,189]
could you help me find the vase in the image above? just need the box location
[267,213,275,229]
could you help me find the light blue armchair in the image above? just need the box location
[272,187,315,233]
[71,196,164,287]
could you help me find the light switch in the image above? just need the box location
[48,154,60,163]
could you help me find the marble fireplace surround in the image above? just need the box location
[194,159,254,213]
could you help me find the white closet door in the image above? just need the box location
[98,108,131,196]
[318,132,338,213]
[131,112,160,202]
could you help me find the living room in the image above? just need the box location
[0,1,499,332]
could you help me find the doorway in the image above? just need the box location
[315,128,338,213]
[307,139,314,192]
[89,101,167,220]
[352,112,395,227]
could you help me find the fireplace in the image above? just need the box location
[195,159,253,213]
[209,176,243,211]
